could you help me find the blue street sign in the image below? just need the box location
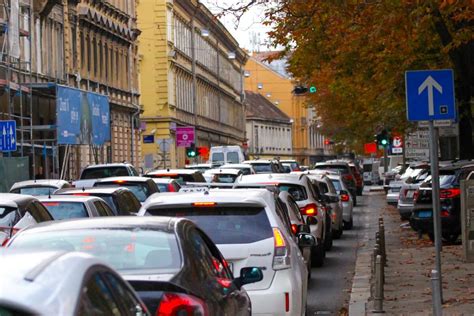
[0,120,17,152]
[406,69,456,122]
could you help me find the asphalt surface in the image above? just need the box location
[306,194,369,315]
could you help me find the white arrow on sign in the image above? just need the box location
[9,125,15,144]
[418,75,443,116]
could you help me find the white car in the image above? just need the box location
[220,163,256,175]
[9,179,72,195]
[236,173,327,267]
[203,168,243,183]
[139,189,312,315]
[327,174,354,229]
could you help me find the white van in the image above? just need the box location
[363,160,381,185]
[209,146,245,166]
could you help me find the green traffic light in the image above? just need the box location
[309,86,317,93]
[381,139,388,146]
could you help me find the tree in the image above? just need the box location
[215,1,473,156]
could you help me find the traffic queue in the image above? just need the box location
[0,158,362,315]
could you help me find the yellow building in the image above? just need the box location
[245,54,331,165]
[138,0,247,169]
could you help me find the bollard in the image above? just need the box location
[373,244,380,275]
[380,223,387,266]
[373,255,385,313]
[431,269,442,316]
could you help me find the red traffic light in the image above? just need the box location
[197,147,209,159]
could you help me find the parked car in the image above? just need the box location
[6,217,263,315]
[242,159,286,174]
[0,193,53,245]
[74,163,140,188]
[139,189,313,315]
[280,160,302,172]
[328,174,354,229]
[410,162,474,243]
[395,168,430,220]
[220,163,256,175]
[145,169,206,184]
[362,159,381,185]
[386,163,429,207]
[55,187,141,216]
[151,178,181,192]
[348,162,364,195]
[309,174,344,239]
[9,179,72,196]
[210,145,245,166]
[38,195,114,220]
[204,168,243,183]
[0,250,149,315]
[314,160,358,205]
[236,173,327,267]
[93,176,159,203]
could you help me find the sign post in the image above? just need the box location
[406,69,456,312]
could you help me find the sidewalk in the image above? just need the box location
[350,194,474,315]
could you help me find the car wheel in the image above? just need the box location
[311,242,325,267]
[324,230,333,251]
[344,218,354,230]
[442,233,459,244]
[333,227,343,239]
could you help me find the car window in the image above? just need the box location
[27,202,53,222]
[130,167,140,176]
[10,228,182,273]
[319,182,329,194]
[278,184,308,201]
[287,196,304,222]
[0,207,19,229]
[42,201,88,220]
[78,272,121,315]
[156,182,170,192]
[149,206,272,244]
[275,198,293,235]
[331,179,342,192]
[94,195,118,215]
[212,174,237,183]
[227,152,240,164]
[103,272,141,314]
[120,184,149,202]
[212,153,225,164]
[81,167,129,179]
[252,164,273,173]
[93,201,109,217]
[123,192,141,213]
[325,179,337,194]
[15,186,57,196]
[306,179,322,200]
[100,201,115,216]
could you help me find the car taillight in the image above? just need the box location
[272,227,291,270]
[413,190,419,202]
[344,174,354,182]
[440,188,461,199]
[441,210,450,217]
[340,194,350,202]
[156,292,208,316]
[167,184,176,192]
[300,203,318,216]
[192,202,217,207]
[291,224,298,235]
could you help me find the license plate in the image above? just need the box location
[418,211,432,218]
[407,190,415,198]
[179,187,209,193]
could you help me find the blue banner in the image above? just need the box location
[56,85,110,145]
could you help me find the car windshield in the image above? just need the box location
[16,186,57,196]
[314,165,348,174]
[90,194,117,215]
[227,152,240,164]
[148,207,272,244]
[0,207,18,228]
[156,183,171,192]
[213,174,237,183]
[97,183,150,202]
[42,201,89,220]
[81,167,129,179]
[439,171,457,187]
[331,179,342,191]
[211,153,225,164]
[278,184,308,201]
[9,228,181,274]
[148,174,193,185]
[252,164,272,173]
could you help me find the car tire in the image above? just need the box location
[311,242,325,267]
[324,230,333,251]
[442,233,459,244]
[333,227,343,239]
[344,218,354,230]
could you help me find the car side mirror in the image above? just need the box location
[297,233,316,247]
[297,224,310,234]
[234,267,263,289]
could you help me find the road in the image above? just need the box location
[306,194,370,315]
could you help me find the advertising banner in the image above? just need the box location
[56,85,110,145]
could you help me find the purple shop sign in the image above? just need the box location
[176,126,195,147]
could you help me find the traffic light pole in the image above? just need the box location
[383,147,388,173]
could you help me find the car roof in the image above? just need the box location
[152,178,177,183]
[0,193,37,208]
[205,168,241,175]
[238,173,306,185]
[57,187,130,195]
[14,216,177,234]
[147,169,200,175]
[315,161,350,167]
[243,160,274,164]
[440,161,474,172]
[0,250,107,314]
[83,163,132,169]
[37,195,102,203]
[220,164,252,168]
[94,176,152,183]
[185,164,212,168]
[280,160,297,163]
[10,179,70,190]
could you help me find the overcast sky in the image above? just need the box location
[200,0,273,51]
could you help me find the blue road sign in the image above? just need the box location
[405,69,456,122]
[0,120,17,152]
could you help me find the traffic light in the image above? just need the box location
[293,85,317,95]
[376,130,390,148]
[324,139,334,145]
[197,146,209,160]
[186,143,197,158]
[309,85,317,93]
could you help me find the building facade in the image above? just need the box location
[245,54,331,165]
[0,0,140,181]
[244,91,292,159]
[138,0,247,169]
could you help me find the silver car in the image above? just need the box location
[0,250,148,315]
[328,174,354,229]
[9,179,72,196]
[38,195,114,220]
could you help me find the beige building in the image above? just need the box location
[138,0,247,169]
[0,0,141,181]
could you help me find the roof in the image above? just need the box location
[0,193,38,208]
[94,176,152,183]
[205,168,242,175]
[56,187,130,195]
[147,169,200,176]
[37,195,103,203]
[83,163,132,169]
[10,179,70,191]
[244,91,291,124]
[14,216,176,234]
[237,173,306,185]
